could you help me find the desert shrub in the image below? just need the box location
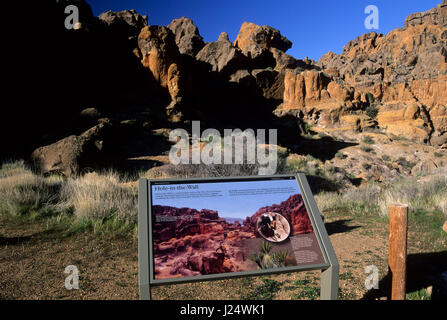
[243,278,282,300]
[434,152,443,158]
[58,171,137,223]
[360,145,374,153]
[335,152,347,159]
[366,92,375,104]
[362,163,372,170]
[365,105,379,119]
[397,157,416,170]
[362,136,375,145]
[163,163,261,178]
[0,160,61,217]
[314,192,343,213]
[378,174,447,216]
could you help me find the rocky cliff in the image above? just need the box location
[4,1,446,181]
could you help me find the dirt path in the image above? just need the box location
[0,214,441,300]
[0,220,139,300]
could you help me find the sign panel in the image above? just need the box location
[138,174,339,299]
[151,176,326,280]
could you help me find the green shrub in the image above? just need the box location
[243,279,282,300]
[362,163,372,170]
[360,145,374,153]
[365,105,379,119]
[335,152,347,159]
[362,136,375,145]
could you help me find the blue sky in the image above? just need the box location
[86,0,440,60]
[151,179,301,219]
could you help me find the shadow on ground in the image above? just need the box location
[325,219,361,236]
[362,251,447,300]
[0,235,33,246]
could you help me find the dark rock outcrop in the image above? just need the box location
[98,9,147,39]
[196,32,248,75]
[168,17,205,56]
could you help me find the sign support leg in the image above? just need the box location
[320,264,339,300]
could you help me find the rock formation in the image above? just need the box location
[168,17,205,56]
[306,2,447,144]
[5,0,447,180]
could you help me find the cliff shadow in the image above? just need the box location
[291,135,358,162]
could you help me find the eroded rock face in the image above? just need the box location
[279,2,447,143]
[196,32,247,75]
[404,1,447,28]
[234,22,292,55]
[233,22,294,70]
[138,26,181,88]
[168,17,205,56]
[137,25,185,120]
[98,9,147,39]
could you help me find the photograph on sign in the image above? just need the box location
[150,177,326,280]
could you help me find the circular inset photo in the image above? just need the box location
[256,212,291,243]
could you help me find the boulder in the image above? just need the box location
[168,17,205,56]
[233,22,293,69]
[196,32,247,75]
[234,22,292,54]
[31,120,112,176]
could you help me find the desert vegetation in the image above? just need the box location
[0,160,138,235]
[2,159,446,233]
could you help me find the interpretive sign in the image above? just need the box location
[138,174,339,300]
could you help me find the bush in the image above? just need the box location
[360,145,374,153]
[58,172,137,223]
[362,136,375,145]
[0,161,62,217]
[362,163,372,170]
[335,152,347,159]
[365,105,379,119]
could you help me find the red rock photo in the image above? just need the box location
[152,194,313,279]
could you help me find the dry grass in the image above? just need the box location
[378,172,447,217]
[315,168,447,218]
[0,161,137,232]
[58,171,137,223]
[0,161,61,217]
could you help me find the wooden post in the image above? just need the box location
[388,204,408,300]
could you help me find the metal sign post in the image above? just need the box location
[138,173,339,300]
